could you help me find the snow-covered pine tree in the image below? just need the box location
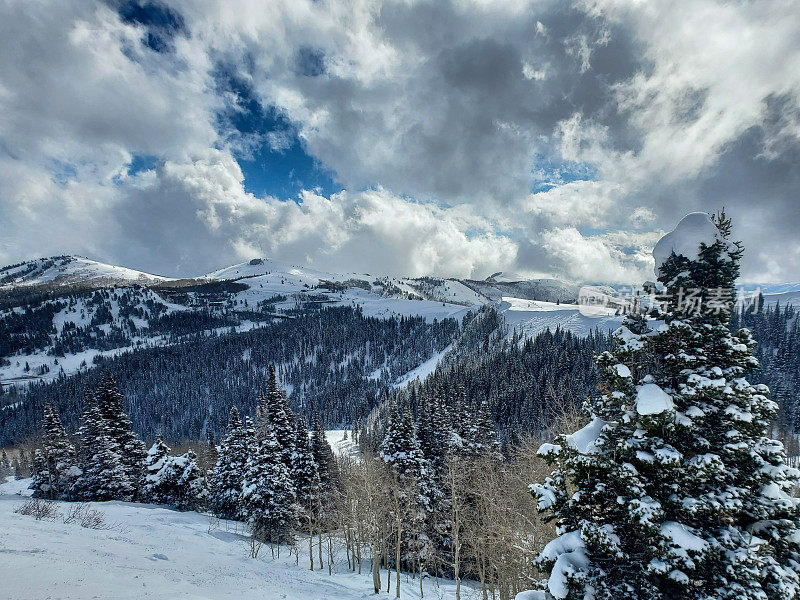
[0,449,10,481]
[72,391,133,501]
[173,449,207,511]
[262,364,296,472]
[141,439,206,510]
[95,370,147,493]
[140,438,171,504]
[291,418,320,520]
[208,407,253,519]
[380,403,427,481]
[531,212,800,600]
[10,455,22,479]
[417,393,451,479]
[380,403,435,581]
[462,398,502,460]
[310,411,338,491]
[30,403,78,499]
[242,421,296,543]
[416,393,453,574]
[291,418,321,566]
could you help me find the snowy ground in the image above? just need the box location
[501,297,624,339]
[325,430,360,458]
[0,478,475,600]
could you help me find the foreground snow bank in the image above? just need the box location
[0,479,470,600]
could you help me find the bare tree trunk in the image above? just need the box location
[357,531,362,574]
[395,508,401,599]
[372,543,381,594]
[309,515,315,571]
[327,533,333,575]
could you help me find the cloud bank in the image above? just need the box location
[1,0,799,283]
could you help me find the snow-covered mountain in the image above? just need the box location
[1,254,797,391]
[0,256,169,289]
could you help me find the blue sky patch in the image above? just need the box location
[531,154,597,193]
[213,62,341,199]
[117,0,187,54]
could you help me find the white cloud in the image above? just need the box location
[2,0,800,283]
[106,151,519,278]
[539,226,656,284]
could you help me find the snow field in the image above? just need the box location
[0,478,478,600]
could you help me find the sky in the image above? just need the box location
[1,0,799,284]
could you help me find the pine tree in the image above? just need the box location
[95,370,147,493]
[242,422,296,543]
[18,448,31,478]
[141,438,171,504]
[141,439,207,510]
[532,212,800,600]
[380,404,427,482]
[208,407,254,519]
[291,418,320,519]
[262,364,296,471]
[461,398,502,460]
[30,403,78,499]
[417,393,450,478]
[310,411,338,491]
[0,449,10,481]
[174,449,207,511]
[380,403,435,578]
[72,392,133,501]
[10,456,21,480]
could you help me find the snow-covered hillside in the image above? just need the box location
[3,254,798,394]
[0,256,168,289]
[0,478,471,600]
[0,256,618,390]
[501,297,624,338]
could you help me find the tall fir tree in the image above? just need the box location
[310,411,338,491]
[242,421,296,543]
[72,391,133,501]
[261,364,296,472]
[208,407,254,519]
[140,438,171,504]
[141,439,207,510]
[0,449,10,481]
[417,393,451,479]
[30,403,78,499]
[532,212,800,600]
[380,404,428,482]
[291,418,320,520]
[95,370,147,493]
[173,449,207,511]
[461,398,502,460]
[380,403,436,572]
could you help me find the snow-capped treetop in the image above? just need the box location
[635,383,674,416]
[653,212,731,275]
[564,417,612,454]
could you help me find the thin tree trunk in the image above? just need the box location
[309,524,315,571]
[372,543,381,594]
[395,509,401,599]
[327,534,333,575]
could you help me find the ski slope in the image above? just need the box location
[0,478,476,600]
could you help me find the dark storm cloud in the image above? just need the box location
[282,0,650,203]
